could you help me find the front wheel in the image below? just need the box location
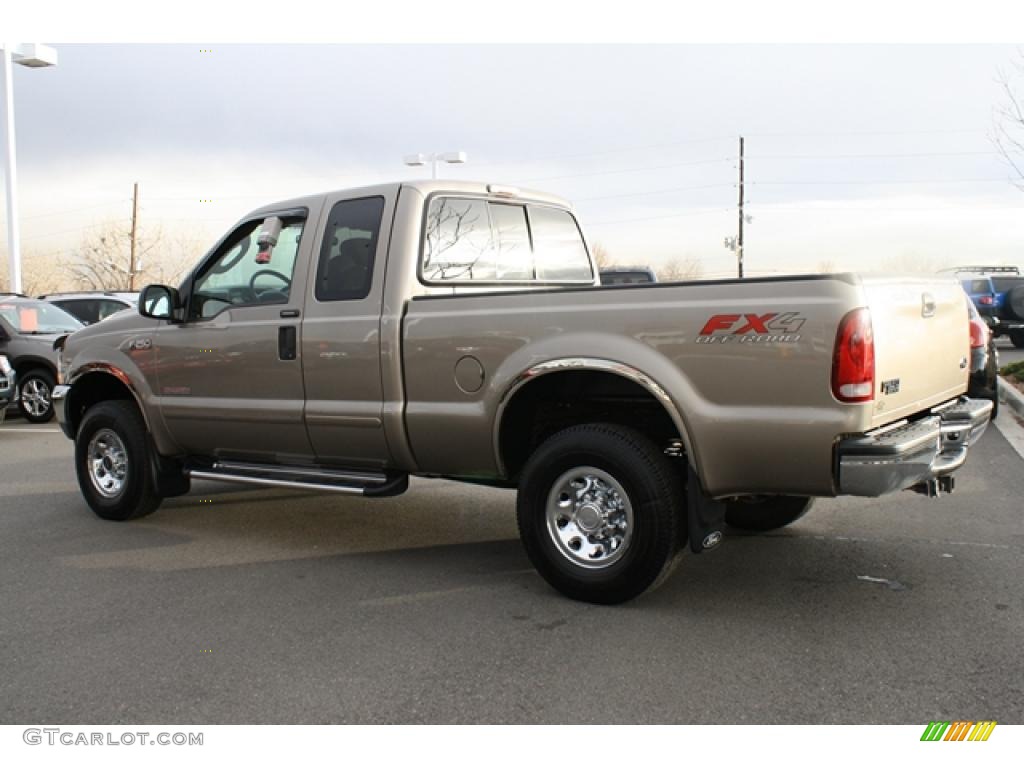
[725,496,814,532]
[17,369,56,423]
[75,401,163,521]
[516,424,685,604]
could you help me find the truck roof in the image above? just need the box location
[244,180,574,220]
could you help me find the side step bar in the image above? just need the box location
[185,460,408,497]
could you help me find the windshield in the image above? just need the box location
[0,301,84,334]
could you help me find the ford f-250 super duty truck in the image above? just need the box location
[52,180,992,603]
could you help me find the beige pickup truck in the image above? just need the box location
[52,180,992,603]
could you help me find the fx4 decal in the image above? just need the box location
[696,312,805,344]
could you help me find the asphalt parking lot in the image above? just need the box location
[1,398,1022,724]
[996,337,1024,368]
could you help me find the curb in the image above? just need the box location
[998,375,1024,420]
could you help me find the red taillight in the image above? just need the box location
[978,295,994,305]
[832,308,875,403]
[969,318,988,349]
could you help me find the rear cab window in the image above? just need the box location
[421,196,593,285]
[314,197,385,302]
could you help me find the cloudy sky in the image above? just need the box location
[4,44,1024,280]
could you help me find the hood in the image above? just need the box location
[62,306,161,354]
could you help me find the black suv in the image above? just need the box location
[0,295,83,422]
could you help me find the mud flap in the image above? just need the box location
[687,465,725,554]
[148,437,190,498]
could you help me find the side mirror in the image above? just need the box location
[139,284,180,321]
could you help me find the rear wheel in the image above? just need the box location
[725,496,814,532]
[17,369,55,423]
[516,423,684,604]
[75,401,163,521]
[1010,330,1024,349]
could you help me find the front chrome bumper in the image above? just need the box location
[51,384,73,439]
[836,397,992,497]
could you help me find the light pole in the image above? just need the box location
[2,43,58,294]
[403,151,468,179]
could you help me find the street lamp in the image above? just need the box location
[2,43,58,294]
[403,151,467,180]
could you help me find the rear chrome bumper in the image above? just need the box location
[836,397,992,497]
[51,384,73,439]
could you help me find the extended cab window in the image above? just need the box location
[422,197,592,283]
[315,197,385,301]
[190,216,305,319]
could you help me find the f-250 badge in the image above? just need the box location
[696,312,805,344]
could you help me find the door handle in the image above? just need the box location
[278,326,297,360]
[280,309,300,318]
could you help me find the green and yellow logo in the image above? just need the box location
[920,721,997,742]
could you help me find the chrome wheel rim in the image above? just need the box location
[21,378,51,418]
[545,466,634,569]
[87,429,129,499]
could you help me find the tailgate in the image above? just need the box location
[861,276,969,428]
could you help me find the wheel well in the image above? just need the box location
[498,370,684,481]
[12,357,55,380]
[66,372,139,437]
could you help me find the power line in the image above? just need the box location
[746,150,1002,160]
[586,208,731,227]
[747,204,1024,212]
[515,157,734,184]
[750,177,1012,186]
[20,221,110,243]
[744,128,988,138]
[575,182,734,202]
[21,200,128,221]
[470,135,737,169]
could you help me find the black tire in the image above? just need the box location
[1006,286,1024,322]
[1010,330,1024,349]
[17,368,56,423]
[725,496,814,532]
[75,401,163,521]
[516,423,685,605]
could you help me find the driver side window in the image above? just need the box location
[190,217,305,320]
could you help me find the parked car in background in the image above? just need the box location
[38,291,137,326]
[958,275,998,324]
[989,274,1024,347]
[599,266,658,285]
[0,296,83,422]
[942,266,1024,346]
[967,297,999,419]
[0,355,15,423]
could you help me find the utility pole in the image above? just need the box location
[128,182,139,291]
[737,136,745,279]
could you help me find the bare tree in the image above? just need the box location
[422,198,493,280]
[995,51,1024,189]
[658,255,703,281]
[816,259,837,274]
[20,250,65,296]
[880,251,943,275]
[59,220,165,291]
[590,242,613,270]
[144,230,203,287]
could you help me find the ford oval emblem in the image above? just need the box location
[702,531,723,550]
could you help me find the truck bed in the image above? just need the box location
[400,273,969,497]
